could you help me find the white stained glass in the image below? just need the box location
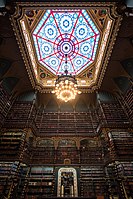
[33,9,100,75]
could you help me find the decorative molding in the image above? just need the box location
[10,2,123,93]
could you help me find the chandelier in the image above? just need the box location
[52,55,81,102]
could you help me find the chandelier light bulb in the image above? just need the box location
[65,80,68,84]
[52,73,81,102]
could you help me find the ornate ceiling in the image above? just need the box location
[32,9,100,76]
[10,2,122,94]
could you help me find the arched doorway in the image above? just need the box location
[57,167,78,197]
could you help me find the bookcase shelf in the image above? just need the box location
[0,131,23,161]
[4,102,37,132]
[24,166,55,198]
[99,101,129,125]
[0,85,132,198]
[110,131,133,161]
[56,147,80,164]
[0,161,27,198]
[31,147,55,164]
[124,87,133,121]
[0,130,31,165]
[80,166,105,198]
[35,111,99,136]
[0,85,12,127]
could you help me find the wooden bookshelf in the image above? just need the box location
[0,130,31,164]
[80,166,105,198]
[24,166,55,198]
[0,161,27,198]
[56,147,80,164]
[122,162,133,198]
[99,101,129,125]
[124,87,133,122]
[0,85,12,127]
[35,111,99,136]
[80,147,103,164]
[4,102,37,130]
[0,131,23,161]
[31,147,55,164]
[80,138,104,164]
[111,131,133,161]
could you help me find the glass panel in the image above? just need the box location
[33,9,100,75]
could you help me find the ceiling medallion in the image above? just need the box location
[10,2,123,94]
[52,55,81,102]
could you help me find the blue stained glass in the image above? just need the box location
[46,55,60,70]
[80,42,93,55]
[33,9,100,75]
[58,61,74,74]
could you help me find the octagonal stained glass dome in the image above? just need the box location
[33,9,100,75]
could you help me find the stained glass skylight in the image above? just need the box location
[33,9,100,75]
